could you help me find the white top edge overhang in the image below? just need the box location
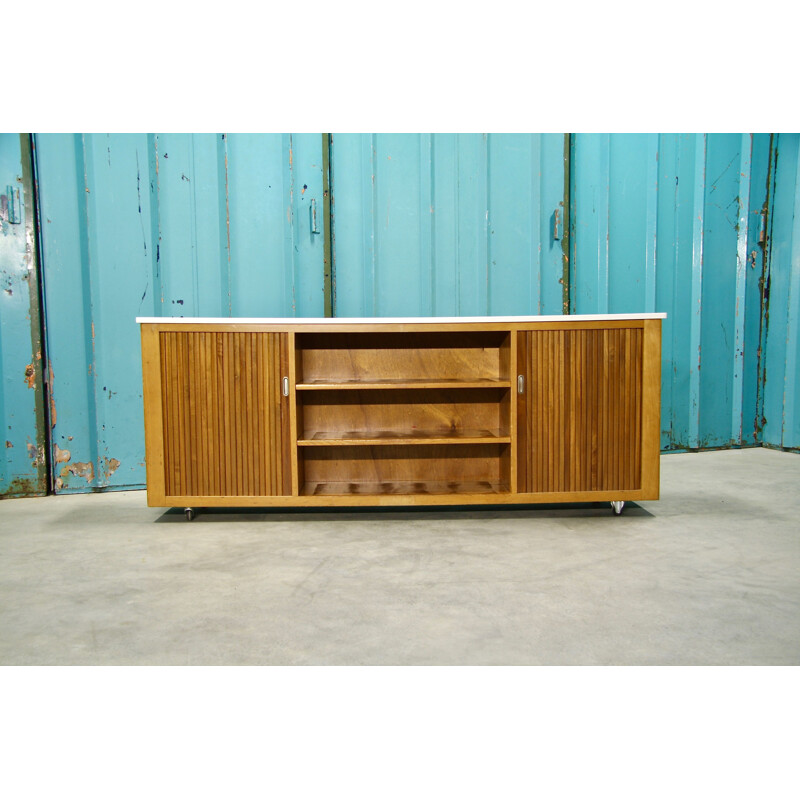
[136,313,667,324]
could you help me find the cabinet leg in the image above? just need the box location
[610,501,625,516]
[184,507,196,521]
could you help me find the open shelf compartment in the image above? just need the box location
[296,330,511,385]
[295,387,511,447]
[299,443,512,497]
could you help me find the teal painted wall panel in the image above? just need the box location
[330,133,567,317]
[35,133,325,493]
[0,134,47,496]
[572,133,769,452]
[8,130,794,498]
[762,133,800,449]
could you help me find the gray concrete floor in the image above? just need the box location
[1,448,798,665]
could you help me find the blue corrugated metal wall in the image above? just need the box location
[330,133,568,316]
[1,131,797,498]
[0,134,47,497]
[571,133,771,451]
[761,133,800,450]
[34,133,325,492]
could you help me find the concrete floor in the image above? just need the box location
[1,448,798,665]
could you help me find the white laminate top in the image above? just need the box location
[136,313,666,324]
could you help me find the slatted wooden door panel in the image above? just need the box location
[158,330,290,497]
[518,326,644,493]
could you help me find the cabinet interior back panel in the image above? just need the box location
[520,328,644,492]
[298,332,509,382]
[299,388,510,437]
[159,331,290,497]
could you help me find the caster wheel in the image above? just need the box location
[610,501,625,516]
[184,507,196,521]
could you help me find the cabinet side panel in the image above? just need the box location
[641,319,662,498]
[524,327,643,492]
[141,325,167,505]
[160,330,289,497]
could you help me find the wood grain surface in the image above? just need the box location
[518,327,644,493]
[159,330,290,497]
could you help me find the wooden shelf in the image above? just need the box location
[296,378,511,391]
[298,429,512,446]
[301,480,511,496]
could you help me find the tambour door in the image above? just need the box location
[141,327,291,503]
[517,322,661,497]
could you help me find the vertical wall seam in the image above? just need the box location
[530,134,542,314]
[281,132,297,316]
[597,134,610,313]
[732,133,752,444]
[322,133,334,317]
[370,133,378,315]
[146,133,162,315]
[189,134,200,313]
[644,133,659,312]
[669,135,682,447]
[455,134,461,315]
[480,133,489,314]
[77,134,100,487]
[419,133,433,315]
[25,134,53,493]
[755,135,777,442]
[561,133,571,315]
[568,134,576,314]
[429,134,436,315]
[688,133,707,447]
[222,133,232,315]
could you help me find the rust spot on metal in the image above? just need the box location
[103,457,121,478]
[61,461,94,483]
[1,476,44,498]
[24,363,35,389]
[5,440,12,448]
[54,444,71,463]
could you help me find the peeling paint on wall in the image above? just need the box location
[103,456,121,478]
[61,461,95,483]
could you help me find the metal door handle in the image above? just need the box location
[311,198,320,235]
[553,207,562,241]
[518,375,524,394]
[282,377,289,396]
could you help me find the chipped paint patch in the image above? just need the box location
[54,444,71,463]
[61,461,94,483]
[24,363,35,389]
[103,457,121,478]
[5,440,12,448]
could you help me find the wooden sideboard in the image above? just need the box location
[137,315,664,518]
